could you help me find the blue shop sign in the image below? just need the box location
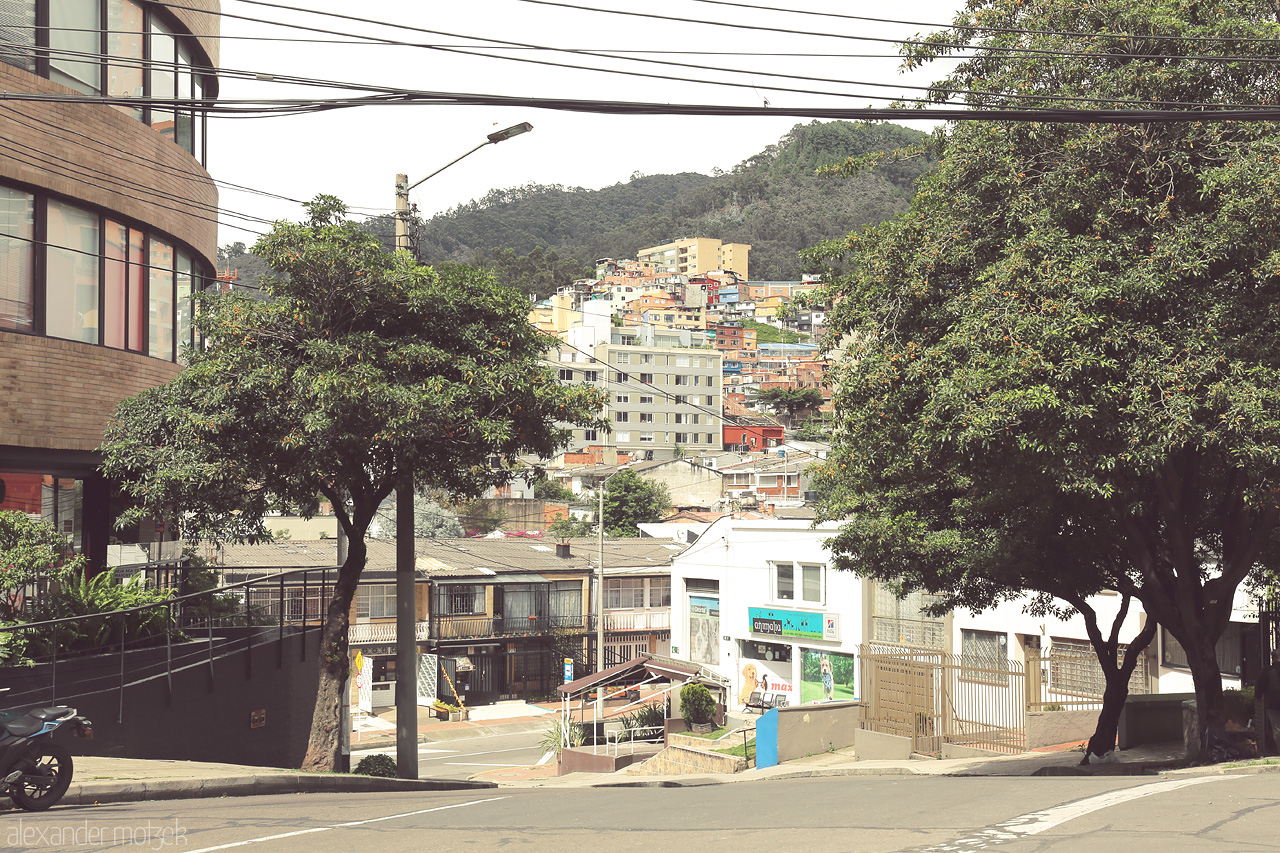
[747,606,839,641]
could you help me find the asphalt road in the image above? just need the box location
[351,729,551,779]
[6,772,1278,853]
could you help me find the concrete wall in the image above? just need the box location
[558,747,652,775]
[774,700,863,763]
[852,728,913,760]
[1026,709,1098,749]
[1121,693,1197,750]
[0,628,320,768]
[626,744,745,776]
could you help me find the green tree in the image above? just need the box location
[0,512,82,619]
[378,493,465,539]
[100,196,605,771]
[807,0,1280,758]
[602,469,670,537]
[750,387,825,426]
[532,475,576,503]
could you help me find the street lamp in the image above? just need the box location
[394,122,534,254]
[387,121,533,780]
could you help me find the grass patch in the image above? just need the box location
[713,738,756,759]
[1224,758,1280,769]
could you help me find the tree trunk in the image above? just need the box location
[1081,619,1156,764]
[300,536,366,772]
[1183,636,1242,762]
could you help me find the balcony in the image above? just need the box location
[603,609,671,632]
[348,621,430,644]
[429,613,593,641]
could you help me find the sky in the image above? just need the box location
[210,0,967,249]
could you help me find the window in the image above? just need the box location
[559,351,575,362]
[442,584,485,615]
[45,198,98,344]
[692,433,700,443]
[693,375,702,386]
[639,395,654,404]
[705,433,715,445]
[673,395,687,405]
[648,577,670,608]
[614,371,628,383]
[49,0,100,95]
[961,629,1009,683]
[615,431,631,442]
[616,394,629,404]
[559,368,574,381]
[583,370,599,382]
[674,432,687,443]
[775,562,794,600]
[1161,624,1245,676]
[149,238,174,360]
[583,429,598,441]
[356,584,396,619]
[614,411,629,423]
[800,564,822,603]
[0,187,34,331]
[705,396,715,406]
[616,352,631,364]
[639,432,655,442]
[606,578,645,609]
[550,580,582,623]
[639,373,653,383]
[675,356,690,368]
[673,375,689,386]
[639,412,654,423]
[641,354,654,364]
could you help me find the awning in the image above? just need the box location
[557,654,703,695]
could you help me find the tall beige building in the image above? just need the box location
[637,238,752,280]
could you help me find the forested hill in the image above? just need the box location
[387,120,933,295]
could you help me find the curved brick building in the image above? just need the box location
[0,1,219,572]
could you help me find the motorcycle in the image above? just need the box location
[0,690,92,811]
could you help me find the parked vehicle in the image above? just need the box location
[0,690,92,811]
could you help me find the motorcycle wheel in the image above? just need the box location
[10,742,73,811]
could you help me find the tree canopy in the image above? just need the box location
[603,469,671,537]
[807,0,1280,753]
[750,386,825,425]
[101,196,605,769]
[0,512,82,619]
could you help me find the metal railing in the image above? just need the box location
[602,610,670,632]
[349,621,430,645]
[859,644,1027,755]
[605,724,665,756]
[1025,649,1153,711]
[429,613,594,640]
[0,565,338,718]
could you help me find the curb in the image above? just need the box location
[61,774,498,806]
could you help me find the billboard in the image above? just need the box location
[800,648,857,703]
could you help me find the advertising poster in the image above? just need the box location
[689,595,720,666]
[800,648,858,703]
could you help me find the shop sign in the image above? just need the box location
[747,606,840,642]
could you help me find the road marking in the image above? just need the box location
[536,751,555,766]
[444,762,532,767]
[433,746,542,759]
[922,776,1240,852]
[182,797,507,853]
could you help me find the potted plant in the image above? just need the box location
[433,701,460,721]
[680,683,717,734]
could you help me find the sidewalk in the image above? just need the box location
[13,718,1280,809]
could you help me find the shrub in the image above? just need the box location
[432,701,460,713]
[1224,687,1255,724]
[621,703,666,741]
[353,754,397,777]
[680,683,716,725]
[539,717,584,756]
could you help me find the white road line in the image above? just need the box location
[431,746,542,759]
[443,762,528,767]
[182,797,507,853]
[536,751,555,766]
[923,775,1241,852]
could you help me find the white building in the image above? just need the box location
[670,516,1261,714]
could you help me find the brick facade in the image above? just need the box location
[0,331,182,452]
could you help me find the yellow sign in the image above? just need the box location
[353,651,365,673]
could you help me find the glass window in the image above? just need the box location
[45,198,99,343]
[0,186,34,331]
[175,251,193,359]
[128,227,144,351]
[107,0,144,120]
[174,40,193,151]
[356,584,395,619]
[801,564,822,603]
[559,368,574,381]
[961,629,1009,683]
[0,0,35,72]
[148,19,175,141]
[442,584,484,616]
[149,238,173,359]
[615,431,630,443]
[103,220,128,348]
[583,429,598,441]
[49,0,101,94]
[606,578,645,609]
[648,577,670,608]
[775,562,794,600]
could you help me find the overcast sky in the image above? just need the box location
[211,0,966,248]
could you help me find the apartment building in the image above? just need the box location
[637,238,752,280]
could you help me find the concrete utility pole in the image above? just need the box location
[387,122,533,780]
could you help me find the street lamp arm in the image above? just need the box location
[402,122,534,194]
[403,140,489,194]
